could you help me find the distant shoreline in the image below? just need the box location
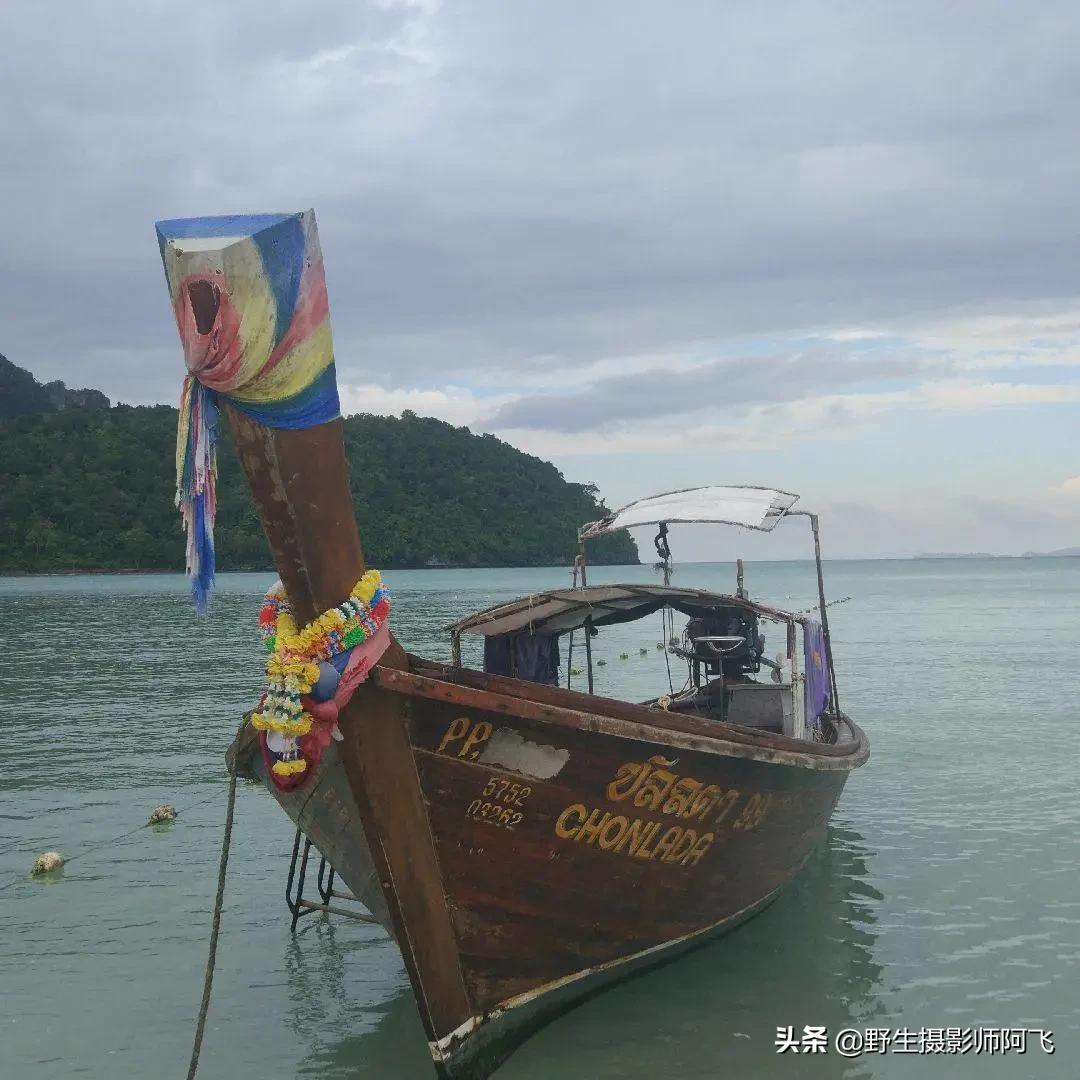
[2,552,1077,579]
[0,560,636,579]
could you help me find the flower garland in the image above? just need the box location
[252,570,391,784]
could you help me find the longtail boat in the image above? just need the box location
[155,210,869,1079]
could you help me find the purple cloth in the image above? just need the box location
[803,619,830,725]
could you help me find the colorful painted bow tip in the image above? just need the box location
[155,210,340,612]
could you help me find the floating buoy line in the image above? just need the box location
[0,791,229,893]
[0,722,248,1080]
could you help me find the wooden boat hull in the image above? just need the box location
[234,655,868,1079]
[156,230,868,1079]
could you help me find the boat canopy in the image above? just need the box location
[450,584,804,639]
[579,485,799,540]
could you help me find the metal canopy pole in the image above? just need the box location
[578,538,594,695]
[566,555,581,689]
[808,513,841,717]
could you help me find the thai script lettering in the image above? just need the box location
[606,755,742,826]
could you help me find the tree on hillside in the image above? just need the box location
[0,403,639,573]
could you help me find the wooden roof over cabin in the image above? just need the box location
[449,583,802,638]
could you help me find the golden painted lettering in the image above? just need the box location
[682,832,715,866]
[633,820,663,859]
[733,792,772,831]
[597,815,630,850]
[464,798,525,829]
[436,716,471,755]
[653,826,684,862]
[687,784,723,821]
[480,775,532,806]
[628,820,661,857]
[634,758,680,810]
[437,716,494,759]
[555,804,587,839]
[552,802,716,870]
[607,758,734,825]
[667,828,699,863]
[613,817,645,854]
[713,788,741,825]
[576,809,611,845]
[663,776,703,817]
[459,721,493,760]
[607,761,649,802]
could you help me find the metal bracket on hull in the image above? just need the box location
[285,826,381,931]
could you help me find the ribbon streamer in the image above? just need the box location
[156,210,340,611]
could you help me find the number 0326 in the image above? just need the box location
[466,800,524,829]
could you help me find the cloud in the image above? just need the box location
[338,381,508,426]
[488,351,934,432]
[3,0,1080,556]
[487,376,1080,455]
[811,304,1080,372]
[7,0,1080,402]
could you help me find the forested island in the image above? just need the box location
[0,356,638,573]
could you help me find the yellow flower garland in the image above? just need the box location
[251,570,391,776]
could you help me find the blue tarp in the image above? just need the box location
[484,632,561,685]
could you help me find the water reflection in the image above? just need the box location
[299,988,435,1079]
[292,823,884,1079]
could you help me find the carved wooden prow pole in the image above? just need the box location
[155,211,469,1042]
[226,409,372,626]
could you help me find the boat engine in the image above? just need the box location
[684,608,764,679]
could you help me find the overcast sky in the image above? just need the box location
[2,0,1079,557]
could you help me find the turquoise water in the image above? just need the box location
[1,559,1077,1078]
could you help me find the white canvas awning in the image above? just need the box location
[579,485,799,539]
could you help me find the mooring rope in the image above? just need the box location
[185,719,245,1080]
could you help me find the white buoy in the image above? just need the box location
[148,804,177,825]
[31,852,65,876]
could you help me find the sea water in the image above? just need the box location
[1,559,1077,1079]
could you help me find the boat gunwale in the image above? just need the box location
[374,662,869,772]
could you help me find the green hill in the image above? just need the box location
[0,363,638,573]
[1,353,111,419]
